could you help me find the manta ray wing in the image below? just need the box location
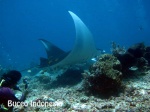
[51,11,98,68]
[39,39,68,66]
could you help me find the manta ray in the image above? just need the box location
[39,11,101,68]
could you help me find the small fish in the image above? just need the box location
[97,48,106,54]
[91,58,97,62]
[27,70,31,73]
[129,66,138,71]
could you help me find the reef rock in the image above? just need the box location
[112,42,150,76]
[83,54,123,98]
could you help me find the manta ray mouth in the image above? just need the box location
[39,11,98,68]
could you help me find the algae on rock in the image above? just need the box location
[83,54,123,97]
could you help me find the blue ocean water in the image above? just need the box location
[0,0,150,70]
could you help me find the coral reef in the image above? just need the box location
[32,68,83,90]
[144,46,150,65]
[112,42,150,77]
[15,72,150,111]
[35,71,51,84]
[13,42,150,111]
[50,68,83,88]
[111,41,126,56]
[82,54,124,97]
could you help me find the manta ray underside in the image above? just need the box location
[39,11,100,68]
